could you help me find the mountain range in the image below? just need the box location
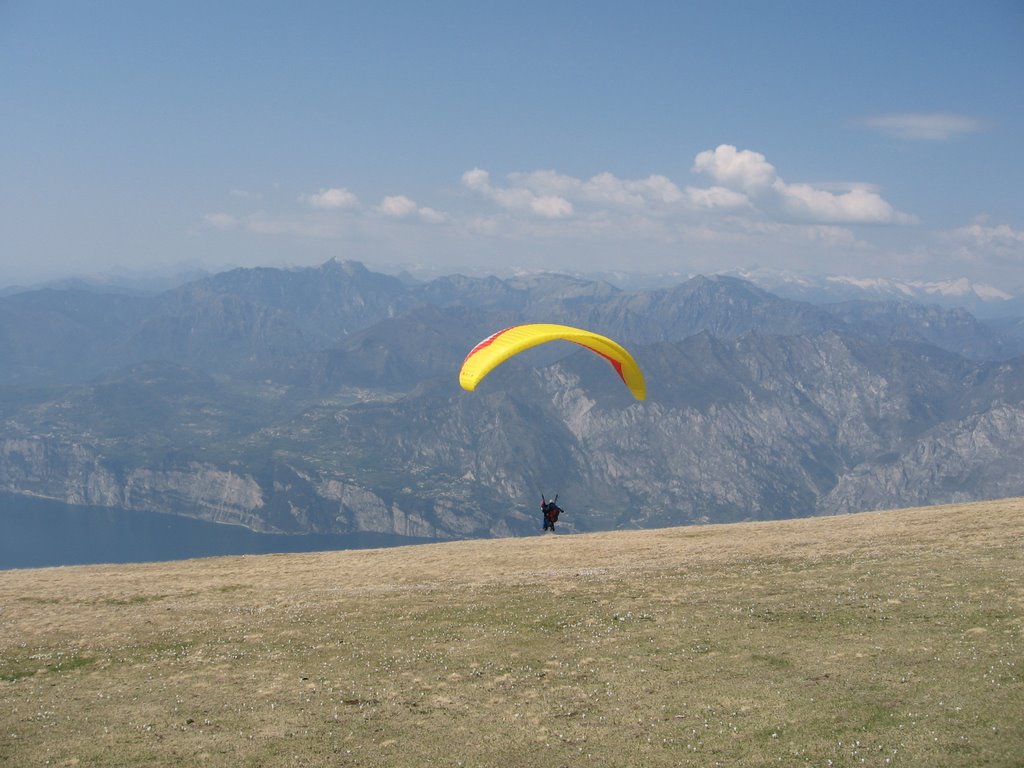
[2,258,1023,541]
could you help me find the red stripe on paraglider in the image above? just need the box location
[462,325,521,365]
[579,343,627,384]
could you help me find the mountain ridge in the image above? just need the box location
[2,259,1023,541]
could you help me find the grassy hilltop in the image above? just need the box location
[2,499,1023,767]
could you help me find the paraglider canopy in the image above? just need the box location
[459,323,646,400]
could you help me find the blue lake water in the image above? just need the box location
[0,492,438,570]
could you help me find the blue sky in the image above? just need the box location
[2,1,1022,288]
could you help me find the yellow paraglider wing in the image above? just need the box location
[459,323,646,401]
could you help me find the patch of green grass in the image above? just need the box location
[750,653,793,669]
[856,700,901,731]
[49,655,96,674]
[1,654,96,682]
[101,594,168,606]
[212,584,248,594]
[0,664,37,682]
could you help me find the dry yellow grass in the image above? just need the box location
[2,498,1023,767]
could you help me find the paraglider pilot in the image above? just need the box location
[541,494,563,532]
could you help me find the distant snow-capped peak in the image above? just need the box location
[823,275,1013,302]
[723,268,1016,305]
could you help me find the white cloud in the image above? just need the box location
[862,113,983,141]
[461,167,574,219]
[379,195,419,218]
[685,185,749,210]
[774,181,914,224]
[692,145,778,191]
[530,195,574,218]
[507,169,576,196]
[203,212,239,229]
[418,207,446,224]
[461,168,490,191]
[953,221,1024,247]
[633,175,685,205]
[464,167,690,222]
[302,187,359,209]
[378,195,448,223]
[585,172,685,207]
[948,220,1024,266]
[511,169,688,209]
[200,147,928,278]
[691,144,913,224]
[461,148,913,238]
